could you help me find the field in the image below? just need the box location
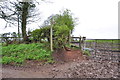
[86,39,120,43]
[85,39,120,51]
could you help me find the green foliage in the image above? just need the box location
[53,25,70,49]
[31,25,70,49]
[31,29,42,41]
[31,9,76,50]
[83,50,91,56]
[54,25,69,35]
[31,26,50,42]
[53,9,76,31]
[1,43,53,65]
[52,9,76,49]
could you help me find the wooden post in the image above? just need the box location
[83,37,86,50]
[49,14,55,52]
[95,39,97,56]
[79,36,81,50]
[50,25,53,52]
[111,39,113,61]
[68,30,71,45]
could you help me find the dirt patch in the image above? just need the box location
[52,49,86,62]
[2,60,119,78]
[2,49,87,78]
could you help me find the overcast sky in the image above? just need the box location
[0,0,119,39]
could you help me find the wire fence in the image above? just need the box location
[85,39,120,62]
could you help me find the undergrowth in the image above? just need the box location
[1,43,54,65]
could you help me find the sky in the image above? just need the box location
[0,0,119,39]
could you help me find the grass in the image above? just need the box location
[83,50,91,56]
[1,43,54,65]
[86,39,120,43]
[66,43,80,50]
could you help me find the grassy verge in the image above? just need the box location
[1,43,54,65]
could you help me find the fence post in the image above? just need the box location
[79,36,81,50]
[50,24,53,52]
[95,39,97,56]
[111,40,114,61]
[112,40,113,51]
[83,37,86,49]
[68,30,71,45]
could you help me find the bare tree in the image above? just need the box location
[0,0,41,43]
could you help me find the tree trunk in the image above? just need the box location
[17,14,20,43]
[21,2,29,43]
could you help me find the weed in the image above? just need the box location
[83,50,91,56]
[1,43,53,65]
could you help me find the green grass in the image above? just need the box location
[83,50,91,56]
[65,43,80,50]
[1,43,54,65]
[86,39,120,43]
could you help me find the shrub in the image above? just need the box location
[53,25,70,49]
[31,26,50,42]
